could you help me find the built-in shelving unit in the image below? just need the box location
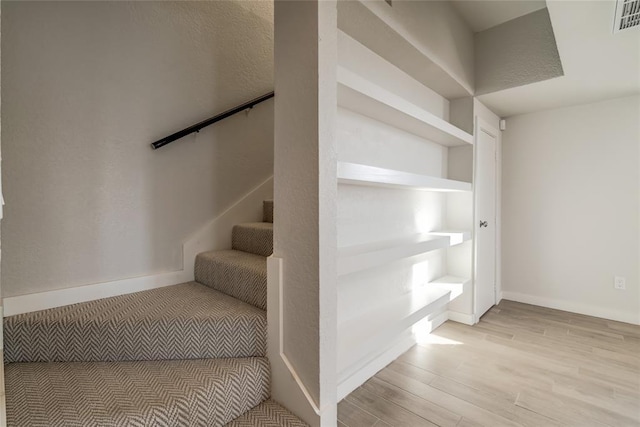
[338,67,473,147]
[337,285,451,378]
[334,0,476,402]
[338,231,471,276]
[337,0,473,99]
[337,162,472,192]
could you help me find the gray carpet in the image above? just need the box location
[195,249,267,311]
[4,200,308,425]
[4,282,266,363]
[263,200,274,223]
[232,222,273,257]
[6,357,269,427]
[225,400,309,426]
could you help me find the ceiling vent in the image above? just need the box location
[614,0,640,33]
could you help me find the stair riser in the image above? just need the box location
[195,253,266,310]
[263,200,273,223]
[4,316,266,363]
[232,224,273,257]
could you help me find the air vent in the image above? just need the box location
[614,0,640,33]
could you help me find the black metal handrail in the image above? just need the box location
[151,91,274,150]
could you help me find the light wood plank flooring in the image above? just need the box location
[339,300,640,427]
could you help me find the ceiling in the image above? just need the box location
[452,0,640,117]
[451,0,547,32]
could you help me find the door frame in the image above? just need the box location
[473,117,499,323]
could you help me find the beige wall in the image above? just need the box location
[502,95,640,324]
[1,1,274,297]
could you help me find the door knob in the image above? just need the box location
[480,221,488,228]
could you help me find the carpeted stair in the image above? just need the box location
[3,200,308,427]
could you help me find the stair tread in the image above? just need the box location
[225,400,309,426]
[195,249,267,310]
[5,357,270,427]
[4,281,266,363]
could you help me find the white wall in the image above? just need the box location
[337,0,474,98]
[1,1,274,298]
[270,1,337,424]
[502,95,640,324]
[361,0,474,94]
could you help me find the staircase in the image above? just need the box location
[3,200,307,426]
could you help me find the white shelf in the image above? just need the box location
[338,234,449,276]
[337,67,473,147]
[337,0,472,99]
[337,284,452,378]
[429,275,471,301]
[429,230,472,246]
[338,230,471,276]
[338,162,472,192]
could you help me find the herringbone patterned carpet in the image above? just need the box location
[4,200,309,426]
[232,222,273,257]
[195,250,267,310]
[4,282,266,363]
[225,400,309,426]
[6,357,270,427]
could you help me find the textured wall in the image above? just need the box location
[273,1,337,418]
[475,8,563,95]
[1,1,274,297]
[502,95,640,323]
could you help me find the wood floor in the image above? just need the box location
[338,300,640,427]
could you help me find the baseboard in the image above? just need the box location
[447,310,475,325]
[4,176,274,317]
[501,291,640,325]
[3,270,191,317]
[337,308,449,401]
[337,332,416,402]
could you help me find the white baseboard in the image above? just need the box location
[4,177,274,317]
[337,333,416,402]
[337,308,450,402]
[447,310,475,325]
[501,291,640,325]
[3,270,191,317]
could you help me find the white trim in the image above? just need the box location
[267,256,322,426]
[182,176,274,276]
[3,176,274,317]
[447,310,476,325]
[3,270,190,317]
[337,333,416,401]
[337,309,449,401]
[473,117,500,319]
[501,291,640,326]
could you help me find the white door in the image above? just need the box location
[474,118,498,320]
